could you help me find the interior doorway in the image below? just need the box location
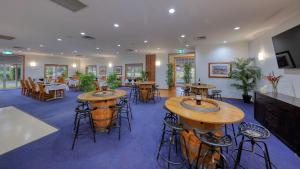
[170,54,195,86]
[0,55,24,89]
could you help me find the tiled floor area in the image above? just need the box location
[0,106,58,155]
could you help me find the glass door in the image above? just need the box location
[175,57,195,85]
[0,64,21,89]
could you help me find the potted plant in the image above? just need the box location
[183,63,192,84]
[79,73,96,92]
[141,70,149,81]
[229,57,261,103]
[106,72,121,89]
[166,63,174,89]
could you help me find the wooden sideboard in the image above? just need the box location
[254,92,300,156]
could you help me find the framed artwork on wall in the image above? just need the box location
[114,66,122,75]
[99,66,107,76]
[208,62,232,78]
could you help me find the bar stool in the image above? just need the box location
[234,122,272,169]
[211,90,222,101]
[153,85,161,100]
[116,97,132,136]
[119,96,133,119]
[193,129,232,169]
[72,106,95,150]
[130,84,139,104]
[156,112,190,169]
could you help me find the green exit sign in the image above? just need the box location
[177,49,184,54]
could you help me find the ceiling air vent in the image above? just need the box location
[13,46,25,49]
[0,35,15,40]
[50,0,87,12]
[193,35,207,41]
[126,49,135,53]
[82,35,95,40]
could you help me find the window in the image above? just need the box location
[175,57,195,84]
[44,64,68,78]
[86,65,97,76]
[125,63,143,79]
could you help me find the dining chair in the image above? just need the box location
[38,83,53,101]
[24,80,32,96]
[20,80,26,95]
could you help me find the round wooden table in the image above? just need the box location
[136,81,156,102]
[165,96,245,167]
[185,83,216,96]
[77,89,127,130]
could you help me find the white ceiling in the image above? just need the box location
[0,0,300,58]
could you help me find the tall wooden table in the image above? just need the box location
[77,90,126,131]
[165,96,244,168]
[185,84,216,96]
[136,81,155,102]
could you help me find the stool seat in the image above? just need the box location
[199,132,232,147]
[164,118,182,130]
[239,122,270,139]
[211,89,222,94]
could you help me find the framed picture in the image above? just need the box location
[114,66,122,75]
[208,62,232,78]
[99,66,107,76]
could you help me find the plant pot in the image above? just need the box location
[242,94,252,103]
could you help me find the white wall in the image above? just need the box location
[195,41,249,98]
[155,53,168,89]
[24,55,80,79]
[249,12,300,98]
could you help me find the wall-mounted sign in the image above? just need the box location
[2,50,13,55]
[177,49,184,54]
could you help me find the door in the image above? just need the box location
[146,54,156,81]
[0,64,21,89]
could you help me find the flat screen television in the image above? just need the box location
[272,24,300,69]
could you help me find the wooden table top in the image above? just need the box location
[77,89,127,101]
[185,83,216,89]
[135,81,156,85]
[165,96,245,124]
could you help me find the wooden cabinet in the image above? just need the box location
[254,92,300,156]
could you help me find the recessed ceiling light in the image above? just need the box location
[234,27,240,30]
[223,41,228,43]
[117,44,121,47]
[96,47,100,50]
[113,23,119,28]
[60,52,64,55]
[157,48,160,50]
[27,48,31,51]
[180,34,186,38]
[169,8,175,14]
[185,44,189,47]
[116,51,119,54]
[144,40,148,43]
[73,50,78,53]
[39,44,44,47]
[80,32,86,35]
[57,38,62,41]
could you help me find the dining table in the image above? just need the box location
[77,89,127,131]
[165,96,245,168]
[185,83,216,96]
[37,83,69,101]
[135,81,155,102]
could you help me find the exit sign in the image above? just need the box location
[2,50,13,55]
[177,49,184,54]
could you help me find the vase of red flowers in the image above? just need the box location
[266,72,281,96]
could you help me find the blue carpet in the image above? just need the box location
[0,89,299,169]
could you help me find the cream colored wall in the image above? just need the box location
[24,55,80,79]
[249,11,300,98]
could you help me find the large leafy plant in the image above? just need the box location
[106,72,121,89]
[141,70,149,81]
[166,63,174,88]
[183,64,192,84]
[229,57,261,96]
[79,73,96,92]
